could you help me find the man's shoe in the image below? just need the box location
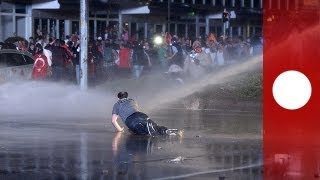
[147,122,157,136]
[165,129,180,136]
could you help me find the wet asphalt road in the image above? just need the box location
[0,105,261,180]
[0,57,262,179]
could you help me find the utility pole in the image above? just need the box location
[168,0,170,33]
[80,0,88,90]
[222,9,230,41]
[0,5,2,41]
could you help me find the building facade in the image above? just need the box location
[0,0,275,42]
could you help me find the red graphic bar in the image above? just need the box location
[263,0,320,179]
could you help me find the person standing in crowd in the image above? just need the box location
[87,41,99,85]
[28,37,34,45]
[104,28,109,40]
[64,35,71,45]
[43,44,53,71]
[111,91,180,136]
[88,42,95,80]
[157,43,167,70]
[44,37,55,52]
[166,41,176,65]
[216,45,225,66]
[61,40,74,82]
[32,43,49,80]
[131,42,151,79]
[171,38,184,68]
[28,43,36,56]
[17,40,27,51]
[122,28,129,44]
[61,39,73,57]
[117,43,131,78]
[196,43,212,71]
[95,38,105,81]
[35,35,43,47]
[206,33,218,67]
[102,39,114,79]
[50,39,70,81]
[166,37,184,69]
[183,40,210,79]
[103,39,114,64]
[71,38,81,84]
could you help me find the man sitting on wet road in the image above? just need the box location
[111,91,179,136]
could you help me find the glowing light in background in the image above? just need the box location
[154,36,163,45]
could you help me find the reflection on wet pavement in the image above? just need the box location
[0,107,261,179]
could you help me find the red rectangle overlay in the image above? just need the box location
[263,0,320,179]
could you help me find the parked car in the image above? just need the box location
[0,49,34,83]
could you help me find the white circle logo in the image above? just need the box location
[272,70,312,110]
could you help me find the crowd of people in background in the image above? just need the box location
[0,27,263,86]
